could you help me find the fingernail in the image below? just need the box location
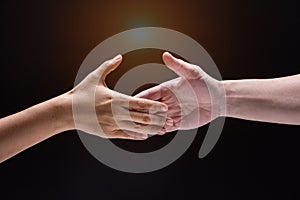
[113,54,122,61]
[161,106,168,112]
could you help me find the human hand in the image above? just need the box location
[135,52,225,132]
[65,55,168,140]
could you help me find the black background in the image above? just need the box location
[0,0,299,199]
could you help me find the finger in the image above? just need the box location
[162,52,203,79]
[134,85,162,100]
[164,121,178,132]
[165,125,178,132]
[113,130,147,140]
[118,121,165,135]
[128,97,168,113]
[164,116,181,132]
[123,111,167,126]
[122,130,148,140]
[157,127,167,135]
[91,54,123,84]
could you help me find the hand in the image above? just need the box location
[67,55,168,140]
[135,52,225,132]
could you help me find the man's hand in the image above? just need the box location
[135,52,225,132]
[67,55,168,140]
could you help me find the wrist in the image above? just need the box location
[215,80,227,118]
[49,92,75,132]
[222,80,240,118]
[223,79,262,118]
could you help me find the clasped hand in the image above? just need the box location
[69,52,223,140]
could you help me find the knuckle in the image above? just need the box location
[160,85,169,93]
[190,65,201,78]
[137,100,147,108]
[177,59,184,68]
[190,68,199,77]
[142,114,151,123]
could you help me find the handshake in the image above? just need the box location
[70,52,225,140]
[1,49,299,162]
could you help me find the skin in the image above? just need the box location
[136,52,300,133]
[0,55,169,163]
[2,52,299,163]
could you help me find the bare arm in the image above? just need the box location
[224,74,300,125]
[0,55,167,163]
[0,95,72,163]
[136,52,300,133]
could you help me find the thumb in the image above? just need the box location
[91,54,122,85]
[162,52,204,79]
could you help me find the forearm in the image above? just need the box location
[0,93,73,163]
[223,74,300,125]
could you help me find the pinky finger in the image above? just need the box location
[114,130,148,140]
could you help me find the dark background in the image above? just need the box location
[0,0,299,199]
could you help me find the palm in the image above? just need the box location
[136,52,222,132]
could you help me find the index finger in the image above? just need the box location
[128,97,167,113]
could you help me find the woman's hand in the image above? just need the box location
[68,55,169,140]
[0,54,169,163]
